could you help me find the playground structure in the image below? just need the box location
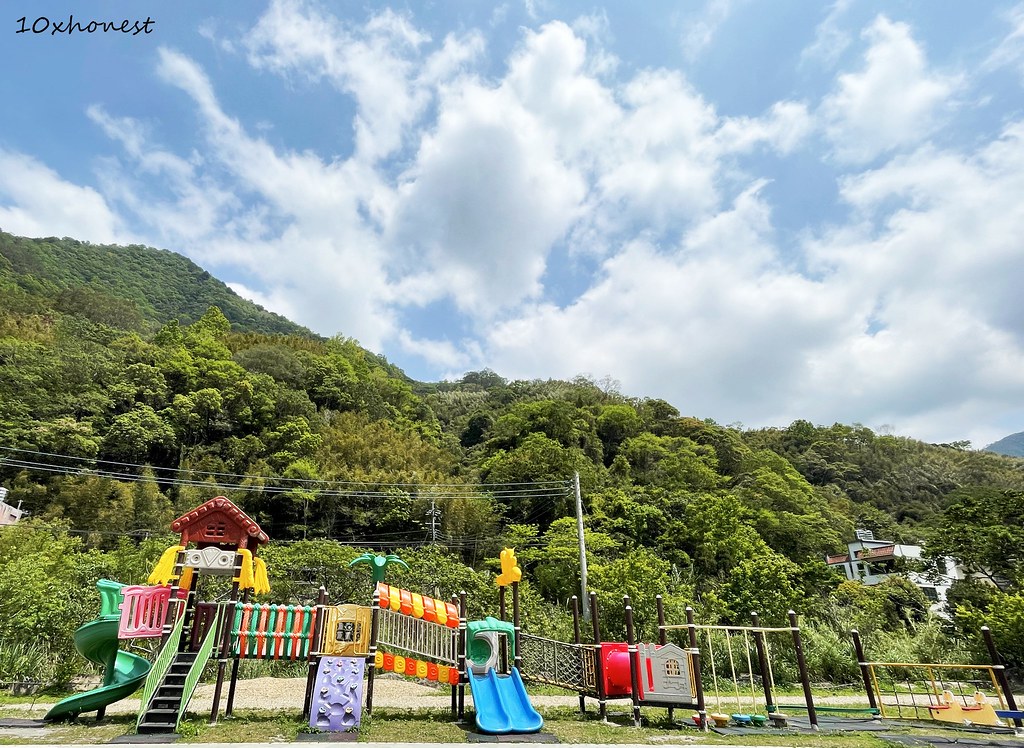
[852,628,1023,731]
[506,588,820,732]
[43,580,153,722]
[36,498,1022,740]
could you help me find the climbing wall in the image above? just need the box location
[309,656,365,732]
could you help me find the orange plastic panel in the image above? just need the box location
[444,602,459,628]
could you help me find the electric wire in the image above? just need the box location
[0,446,569,488]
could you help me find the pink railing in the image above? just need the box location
[118,585,176,639]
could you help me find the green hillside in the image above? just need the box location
[0,231,314,336]
[3,229,1024,686]
[985,431,1024,457]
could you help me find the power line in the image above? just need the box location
[0,456,572,502]
[0,446,570,489]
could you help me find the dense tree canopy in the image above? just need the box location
[3,232,1024,684]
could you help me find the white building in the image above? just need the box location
[825,529,964,612]
[0,487,25,526]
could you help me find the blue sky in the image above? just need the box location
[3,1,1024,447]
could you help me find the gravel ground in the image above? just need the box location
[4,675,599,718]
[8,675,1022,720]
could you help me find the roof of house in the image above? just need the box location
[170,495,269,545]
[855,544,896,559]
[826,554,850,564]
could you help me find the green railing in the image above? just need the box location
[175,607,221,730]
[136,611,187,730]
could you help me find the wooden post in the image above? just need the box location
[751,612,775,714]
[225,587,252,717]
[302,586,329,720]
[458,591,468,720]
[590,592,607,720]
[209,574,241,724]
[571,596,586,715]
[451,593,458,718]
[365,587,381,715]
[624,597,641,727]
[788,610,817,730]
[850,629,876,711]
[982,626,1021,728]
[686,606,707,731]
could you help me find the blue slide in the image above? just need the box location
[467,667,543,734]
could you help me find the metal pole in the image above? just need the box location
[499,586,508,673]
[571,596,586,715]
[982,626,1021,728]
[512,581,522,672]
[574,472,589,621]
[590,592,607,720]
[850,629,877,711]
[686,606,707,731]
[788,610,817,730]
[365,588,381,715]
[625,597,641,727]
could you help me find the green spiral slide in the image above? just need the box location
[44,579,152,722]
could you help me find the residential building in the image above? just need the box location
[0,487,25,526]
[825,529,964,612]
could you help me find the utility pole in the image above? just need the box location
[426,497,441,544]
[574,472,589,621]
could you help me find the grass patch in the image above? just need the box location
[358,707,468,742]
[0,713,135,745]
[177,709,308,742]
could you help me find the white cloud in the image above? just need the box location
[0,150,122,243]
[226,281,299,322]
[716,101,815,155]
[984,2,1024,80]
[388,79,586,315]
[801,0,854,68]
[9,2,1023,446]
[821,15,960,164]
[243,0,482,163]
[395,330,472,370]
[680,0,741,61]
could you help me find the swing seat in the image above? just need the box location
[710,713,731,727]
[767,712,788,727]
[750,714,767,726]
[731,713,752,725]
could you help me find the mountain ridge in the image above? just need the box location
[985,431,1024,457]
[0,230,316,338]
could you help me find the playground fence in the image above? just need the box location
[231,602,318,661]
[376,607,458,666]
[118,585,177,639]
[519,634,597,694]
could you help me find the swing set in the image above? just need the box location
[652,601,818,729]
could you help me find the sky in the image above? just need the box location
[2,1,1024,448]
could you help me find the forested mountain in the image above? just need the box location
[985,431,1024,457]
[2,231,1024,684]
[0,231,313,336]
